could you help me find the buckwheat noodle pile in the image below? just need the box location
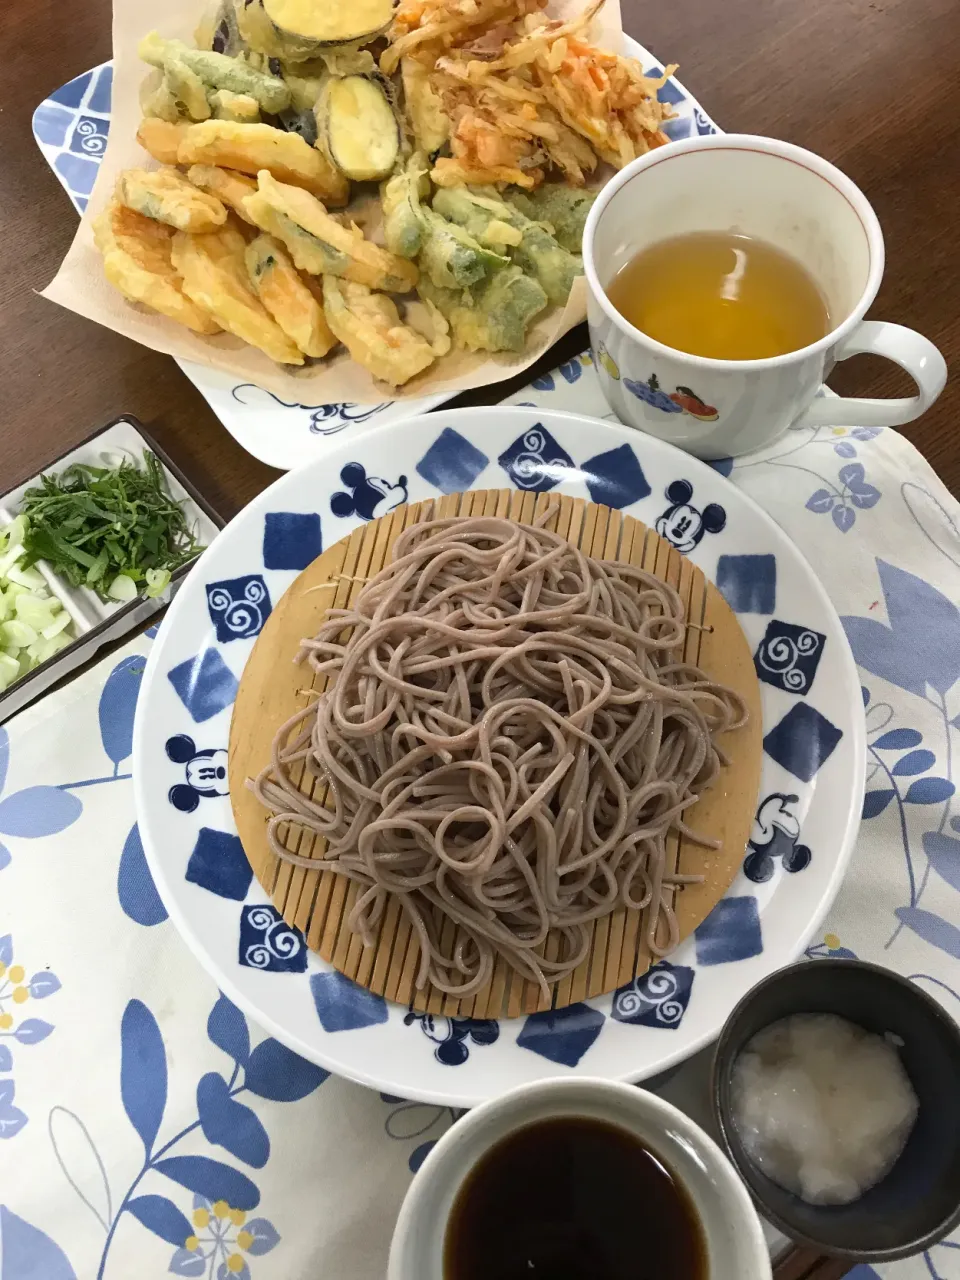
[251,510,747,1001]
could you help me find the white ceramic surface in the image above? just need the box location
[583,134,947,458]
[388,1078,773,1280]
[132,406,865,1106]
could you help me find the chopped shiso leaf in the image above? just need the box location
[0,517,76,693]
[19,450,203,601]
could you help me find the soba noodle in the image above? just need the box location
[250,511,747,1000]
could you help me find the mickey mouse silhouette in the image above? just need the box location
[330,463,408,521]
[404,1012,500,1065]
[165,735,229,813]
[655,480,726,553]
[743,792,812,883]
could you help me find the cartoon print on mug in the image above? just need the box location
[165,734,229,813]
[623,374,719,421]
[330,463,409,521]
[656,480,727,553]
[743,793,812,883]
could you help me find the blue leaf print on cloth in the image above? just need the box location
[0,787,82,837]
[208,993,251,1066]
[894,908,960,959]
[117,822,168,926]
[806,489,835,514]
[244,1038,328,1101]
[126,1194,193,1245]
[832,504,855,533]
[0,1046,11,1071]
[243,1218,281,1256]
[13,1019,53,1045]
[197,1072,270,1168]
[843,561,960,697]
[0,1080,28,1138]
[169,1246,207,1276]
[98,654,145,767]
[892,749,937,775]
[862,789,895,819]
[0,936,11,965]
[874,728,923,750]
[0,844,9,872]
[904,777,955,804]
[922,833,960,893]
[154,1156,260,1210]
[121,999,167,1156]
[0,1204,77,1279]
[26,972,61,999]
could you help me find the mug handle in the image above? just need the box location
[791,320,947,430]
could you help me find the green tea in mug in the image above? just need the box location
[606,231,830,361]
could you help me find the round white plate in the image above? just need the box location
[33,40,718,471]
[133,407,865,1105]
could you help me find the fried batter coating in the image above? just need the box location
[244,170,417,292]
[117,167,227,233]
[171,223,304,363]
[92,198,220,334]
[322,277,436,386]
[245,234,337,358]
[136,118,192,165]
[177,120,349,205]
[185,164,259,225]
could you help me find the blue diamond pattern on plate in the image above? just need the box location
[695,896,763,965]
[754,620,827,695]
[49,69,92,108]
[87,63,112,113]
[415,428,489,494]
[186,828,253,901]
[582,443,652,508]
[716,554,776,614]
[54,151,98,196]
[516,1003,604,1066]
[497,424,573,493]
[205,575,272,642]
[310,971,389,1032]
[610,960,694,1028]
[661,117,693,141]
[33,103,74,148]
[262,512,322,571]
[167,650,239,723]
[763,703,843,782]
[239,905,307,972]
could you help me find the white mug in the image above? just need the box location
[583,134,947,459]
[388,1077,772,1279]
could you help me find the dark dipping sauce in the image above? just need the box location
[443,1115,707,1280]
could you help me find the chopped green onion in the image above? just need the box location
[20,450,204,602]
[0,514,76,693]
[144,567,172,598]
[107,574,137,602]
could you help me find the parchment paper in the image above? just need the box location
[41,0,625,401]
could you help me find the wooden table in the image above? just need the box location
[3,1,958,1274]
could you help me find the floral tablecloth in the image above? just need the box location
[2,352,959,1280]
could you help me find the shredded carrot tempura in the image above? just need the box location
[383,0,677,189]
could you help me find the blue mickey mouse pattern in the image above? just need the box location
[655,480,726,553]
[744,793,812,883]
[330,463,408,520]
[165,735,229,813]
[404,1013,500,1066]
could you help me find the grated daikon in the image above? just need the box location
[731,1012,919,1205]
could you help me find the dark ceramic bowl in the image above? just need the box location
[712,959,960,1262]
